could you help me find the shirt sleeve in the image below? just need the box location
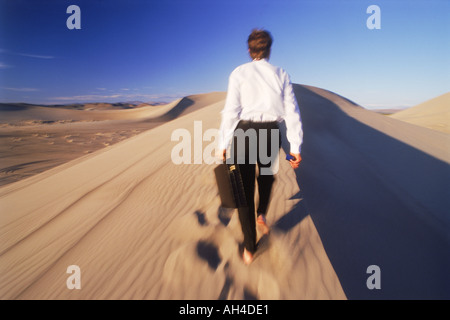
[218,70,242,150]
[282,72,303,154]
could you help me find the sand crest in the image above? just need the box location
[390,92,450,134]
[1,85,448,299]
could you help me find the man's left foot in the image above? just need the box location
[243,248,253,265]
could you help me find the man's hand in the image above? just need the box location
[289,153,301,169]
[216,149,227,162]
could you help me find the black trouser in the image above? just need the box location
[232,120,280,253]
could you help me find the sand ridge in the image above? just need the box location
[0,85,448,299]
[389,92,450,134]
[0,92,226,187]
[0,88,345,300]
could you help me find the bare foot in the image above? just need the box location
[243,248,253,265]
[257,214,270,235]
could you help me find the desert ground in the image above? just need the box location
[389,92,450,134]
[0,85,448,299]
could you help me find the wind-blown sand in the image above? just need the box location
[0,85,448,300]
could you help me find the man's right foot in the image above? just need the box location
[257,214,270,235]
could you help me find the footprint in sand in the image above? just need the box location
[162,202,283,299]
[196,240,221,271]
[162,240,226,299]
[193,210,208,226]
[218,206,233,227]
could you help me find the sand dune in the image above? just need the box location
[0,85,448,300]
[293,85,449,299]
[0,92,226,186]
[0,92,225,125]
[389,92,450,134]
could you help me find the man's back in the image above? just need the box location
[228,58,290,122]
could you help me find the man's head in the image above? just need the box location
[247,29,273,60]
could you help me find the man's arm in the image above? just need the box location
[283,72,303,156]
[218,70,242,153]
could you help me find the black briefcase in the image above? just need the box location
[214,162,247,208]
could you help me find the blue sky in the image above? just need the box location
[0,0,449,109]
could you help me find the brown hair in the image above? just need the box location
[247,29,273,60]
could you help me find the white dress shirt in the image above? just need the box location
[218,58,303,154]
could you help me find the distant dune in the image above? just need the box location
[389,92,450,134]
[0,86,448,300]
[371,108,407,115]
[0,93,224,124]
[0,92,226,186]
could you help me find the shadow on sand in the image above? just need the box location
[281,85,450,299]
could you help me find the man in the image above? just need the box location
[218,29,303,265]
